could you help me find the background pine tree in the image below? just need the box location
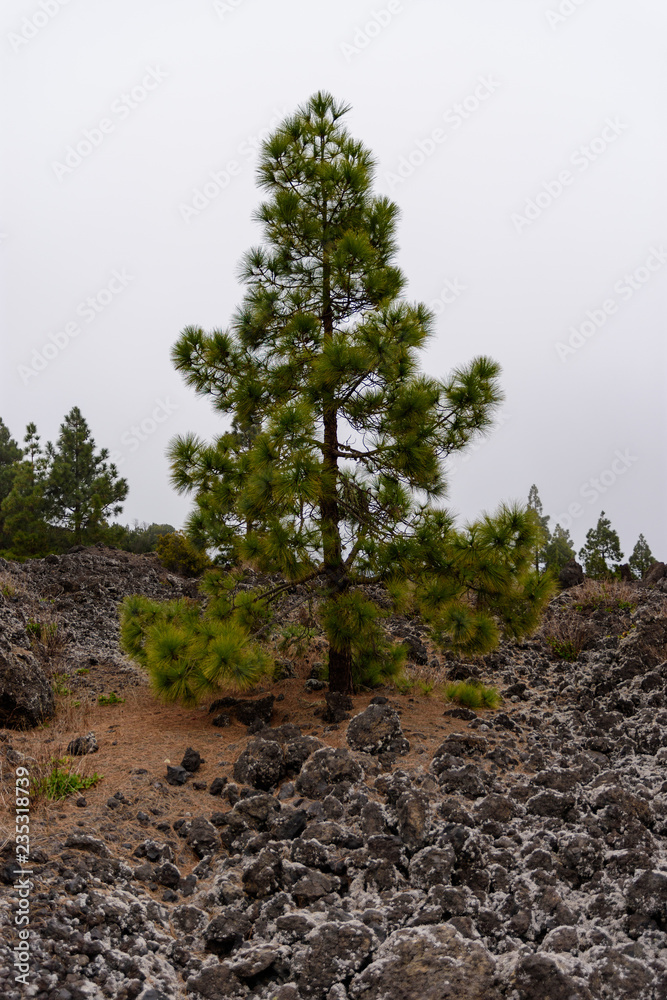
[579,511,623,579]
[0,419,23,550]
[543,523,576,573]
[43,407,128,545]
[629,533,654,578]
[526,484,551,573]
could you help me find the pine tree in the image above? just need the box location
[1,424,50,557]
[152,92,554,697]
[628,534,654,579]
[543,524,576,573]
[0,419,23,549]
[579,511,623,579]
[43,407,128,544]
[526,484,551,573]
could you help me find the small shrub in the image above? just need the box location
[98,692,124,706]
[155,532,211,577]
[278,622,318,659]
[546,637,579,662]
[393,676,415,696]
[34,757,102,801]
[26,620,41,640]
[417,680,435,697]
[51,673,72,696]
[443,680,501,710]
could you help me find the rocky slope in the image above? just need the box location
[0,547,666,999]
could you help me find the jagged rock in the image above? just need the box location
[166,765,190,786]
[322,691,352,723]
[296,747,363,799]
[233,737,284,790]
[293,920,375,998]
[205,909,254,956]
[66,730,98,756]
[346,703,409,756]
[643,561,666,584]
[408,846,455,889]
[242,849,282,897]
[348,925,500,1000]
[186,817,219,858]
[508,953,593,1000]
[559,558,584,588]
[211,713,231,727]
[209,776,228,796]
[209,694,275,726]
[0,646,55,728]
[181,747,204,772]
[186,964,245,999]
[626,869,667,927]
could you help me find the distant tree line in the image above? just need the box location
[527,485,655,581]
[0,407,172,559]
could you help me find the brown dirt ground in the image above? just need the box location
[0,662,530,873]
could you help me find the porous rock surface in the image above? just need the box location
[0,549,667,998]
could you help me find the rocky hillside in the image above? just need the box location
[0,547,667,999]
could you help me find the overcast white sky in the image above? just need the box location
[2,0,666,561]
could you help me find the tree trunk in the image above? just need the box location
[328,634,353,695]
[318,179,353,694]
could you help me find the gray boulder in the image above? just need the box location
[0,646,55,728]
[346,703,409,756]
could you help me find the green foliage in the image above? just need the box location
[43,406,128,544]
[320,588,406,689]
[527,484,551,573]
[579,511,623,579]
[545,637,580,662]
[51,673,72,696]
[0,411,128,558]
[0,418,23,549]
[629,533,654,579]
[416,679,435,697]
[34,757,102,800]
[119,578,273,706]
[98,692,124,705]
[544,524,576,574]
[443,680,500,709]
[155,531,211,577]
[158,92,557,693]
[278,622,318,658]
[108,520,176,554]
[26,620,42,639]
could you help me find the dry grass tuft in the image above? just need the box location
[571,579,637,612]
